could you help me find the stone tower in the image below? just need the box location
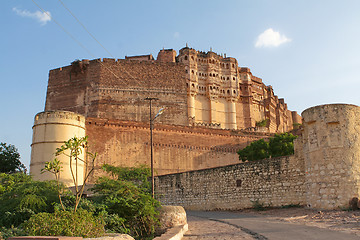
[30,111,86,186]
[302,104,360,209]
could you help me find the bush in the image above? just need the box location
[255,119,269,127]
[22,209,105,238]
[92,165,160,239]
[0,173,64,228]
[237,133,297,161]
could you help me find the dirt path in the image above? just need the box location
[237,208,360,237]
[186,209,360,240]
[183,215,255,240]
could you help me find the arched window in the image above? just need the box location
[184,56,188,60]
[227,90,230,94]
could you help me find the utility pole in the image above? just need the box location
[144,97,164,198]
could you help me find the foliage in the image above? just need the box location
[0,226,26,240]
[0,143,26,174]
[101,164,151,191]
[42,136,97,213]
[92,165,160,239]
[255,119,269,127]
[22,208,105,238]
[0,173,65,228]
[237,133,297,161]
[292,123,302,130]
[237,139,270,161]
[268,133,297,158]
[251,200,266,211]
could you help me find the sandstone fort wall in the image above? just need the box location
[302,104,360,209]
[155,154,305,210]
[85,117,271,181]
[45,47,300,134]
[155,104,360,210]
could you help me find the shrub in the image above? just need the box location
[92,165,160,239]
[251,200,266,211]
[237,133,297,161]
[255,119,269,127]
[0,173,63,228]
[22,209,105,238]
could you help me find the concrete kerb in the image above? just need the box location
[153,224,188,240]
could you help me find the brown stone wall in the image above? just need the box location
[155,155,305,210]
[45,58,189,126]
[85,118,271,182]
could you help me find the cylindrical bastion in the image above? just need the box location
[30,111,86,186]
[302,104,360,209]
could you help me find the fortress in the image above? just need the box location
[30,46,359,209]
[31,46,300,185]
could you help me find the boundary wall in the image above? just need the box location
[85,118,271,181]
[155,104,360,210]
[155,155,305,210]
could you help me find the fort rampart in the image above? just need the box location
[155,104,360,210]
[85,118,270,181]
[155,155,305,210]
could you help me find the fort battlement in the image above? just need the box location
[156,104,360,210]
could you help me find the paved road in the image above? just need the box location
[186,211,360,240]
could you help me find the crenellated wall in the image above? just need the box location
[155,104,360,210]
[85,117,271,181]
[45,47,300,135]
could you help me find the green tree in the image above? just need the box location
[92,165,160,239]
[42,136,97,213]
[0,143,26,174]
[0,173,63,228]
[237,133,297,161]
[269,133,297,157]
[237,139,270,161]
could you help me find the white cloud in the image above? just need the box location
[173,32,180,39]
[255,28,291,48]
[13,7,51,25]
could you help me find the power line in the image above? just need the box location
[31,0,139,85]
[57,0,115,59]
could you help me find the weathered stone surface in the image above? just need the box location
[156,104,360,211]
[84,234,134,240]
[157,205,187,232]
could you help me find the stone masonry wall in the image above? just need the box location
[85,118,271,181]
[155,155,305,210]
[46,58,189,126]
[302,104,360,209]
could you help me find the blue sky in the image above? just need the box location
[1,0,360,168]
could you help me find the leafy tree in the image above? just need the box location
[92,165,160,239]
[237,139,270,161]
[42,136,97,213]
[0,143,26,174]
[237,133,297,161]
[269,133,297,157]
[0,173,63,228]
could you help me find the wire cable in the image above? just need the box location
[31,0,139,85]
[58,0,115,59]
